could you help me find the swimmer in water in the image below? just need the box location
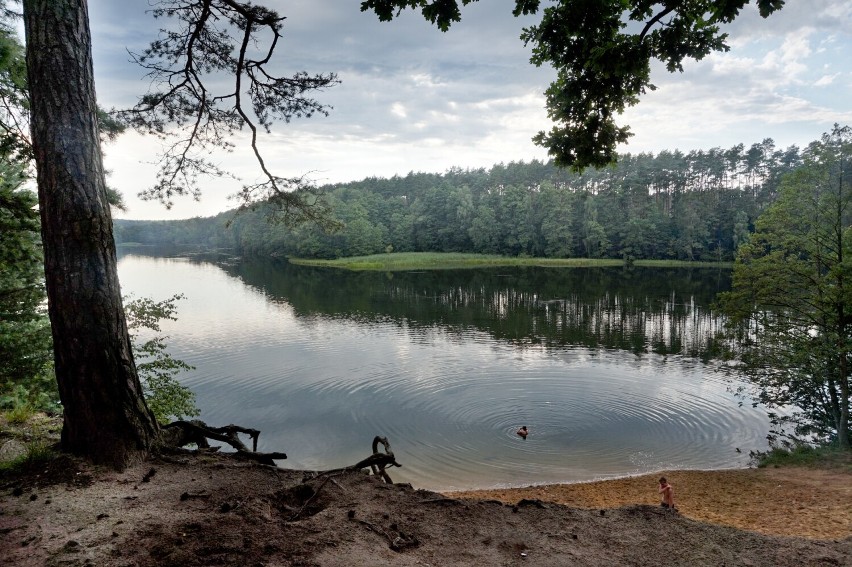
[516,426,528,438]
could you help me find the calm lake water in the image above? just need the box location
[117,249,768,491]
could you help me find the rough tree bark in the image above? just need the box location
[23,0,159,469]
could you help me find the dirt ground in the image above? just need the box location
[1,445,850,567]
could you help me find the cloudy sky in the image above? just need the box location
[84,0,852,220]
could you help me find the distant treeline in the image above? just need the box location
[115,138,801,261]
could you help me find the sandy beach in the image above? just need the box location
[448,466,852,540]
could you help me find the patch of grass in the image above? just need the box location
[4,405,35,425]
[0,441,56,474]
[289,252,730,271]
[0,411,62,447]
[342,261,384,270]
[753,444,852,471]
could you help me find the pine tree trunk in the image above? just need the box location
[24,0,159,469]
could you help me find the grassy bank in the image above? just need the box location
[754,444,852,471]
[288,252,731,271]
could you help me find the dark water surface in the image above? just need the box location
[117,250,767,491]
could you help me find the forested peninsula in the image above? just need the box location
[115,139,796,262]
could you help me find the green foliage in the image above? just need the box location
[752,443,852,470]
[0,14,30,162]
[0,291,199,422]
[1,149,195,419]
[0,17,131,172]
[719,125,852,448]
[0,40,57,412]
[116,138,801,263]
[0,375,59,415]
[361,0,784,170]
[0,160,53,396]
[125,295,200,425]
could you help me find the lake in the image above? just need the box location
[117,249,768,491]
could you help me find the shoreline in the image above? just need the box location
[437,464,749,493]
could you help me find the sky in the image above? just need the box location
[82,0,852,220]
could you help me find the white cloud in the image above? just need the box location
[763,31,811,80]
[411,73,447,89]
[390,103,407,118]
[88,0,852,220]
[814,73,840,86]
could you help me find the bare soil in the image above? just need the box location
[1,416,850,566]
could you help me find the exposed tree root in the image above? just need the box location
[160,420,287,465]
[350,436,402,483]
[287,475,334,522]
[351,517,420,552]
[309,435,402,484]
[288,436,403,522]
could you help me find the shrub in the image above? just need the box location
[125,294,200,424]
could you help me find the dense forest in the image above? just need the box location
[115,138,801,261]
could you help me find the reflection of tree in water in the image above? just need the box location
[202,256,730,360]
[119,249,728,358]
